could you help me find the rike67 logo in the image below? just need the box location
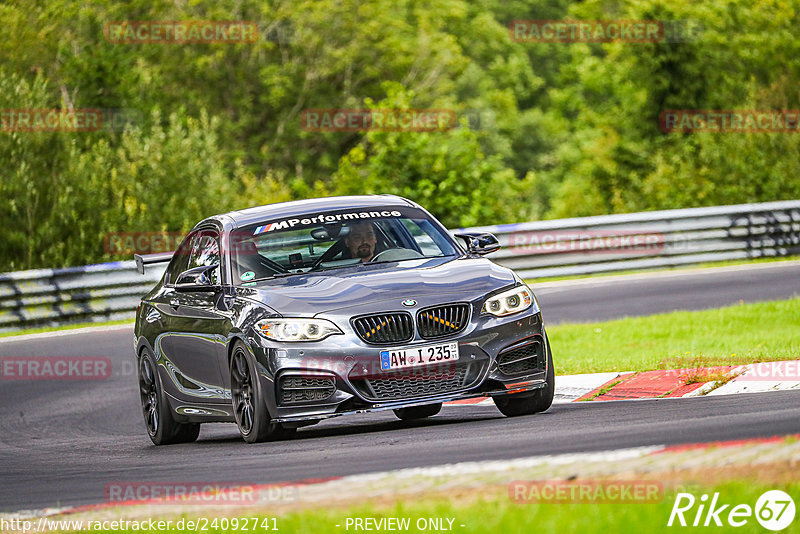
[668,490,795,531]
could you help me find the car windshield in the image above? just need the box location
[229,207,459,284]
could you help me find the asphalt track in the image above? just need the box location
[1,262,799,512]
[533,260,800,324]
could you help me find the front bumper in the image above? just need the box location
[273,380,549,424]
[251,304,549,424]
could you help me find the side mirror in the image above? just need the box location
[454,232,501,256]
[175,264,220,292]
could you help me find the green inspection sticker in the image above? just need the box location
[240,271,255,281]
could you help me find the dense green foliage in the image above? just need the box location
[1,0,799,269]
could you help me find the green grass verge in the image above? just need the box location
[549,298,800,375]
[525,254,799,284]
[60,480,800,533]
[0,318,134,338]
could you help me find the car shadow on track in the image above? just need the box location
[187,405,573,446]
[131,405,570,450]
[188,411,508,445]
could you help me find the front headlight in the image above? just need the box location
[256,318,342,342]
[482,285,534,317]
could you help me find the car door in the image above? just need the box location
[154,229,231,404]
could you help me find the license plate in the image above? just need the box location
[380,342,459,371]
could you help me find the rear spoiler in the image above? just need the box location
[134,251,174,275]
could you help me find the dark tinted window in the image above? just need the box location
[164,232,196,285]
[229,207,458,283]
[164,230,220,285]
[187,231,220,284]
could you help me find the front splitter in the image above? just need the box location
[272,379,547,424]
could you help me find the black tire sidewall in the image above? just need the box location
[230,341,275,443]
[539,335,556,403]
[140,348,197,445]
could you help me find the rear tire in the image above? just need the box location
[138,349,200,445]
[393,403,442,420]
[493,336,555,417]
[230,341,295,443]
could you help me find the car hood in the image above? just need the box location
[236,256,517,316]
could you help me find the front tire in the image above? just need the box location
[230,341,294,443]
[493,337,555,417]
[138,349,200,445]
[393,403,442,421]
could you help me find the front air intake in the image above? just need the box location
[416,303,470,339]
[278,375,336,404]
[497,339,545,376]
[352,312,414,344]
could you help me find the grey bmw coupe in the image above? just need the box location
[134,195,554,444]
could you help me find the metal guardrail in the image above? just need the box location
[462,199,800,279]
[1,200,799,333]
[0,261,167,334]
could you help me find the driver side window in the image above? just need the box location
[187,232,221,284]
[165,232,195,285]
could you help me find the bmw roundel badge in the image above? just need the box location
[402,299,417,307]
